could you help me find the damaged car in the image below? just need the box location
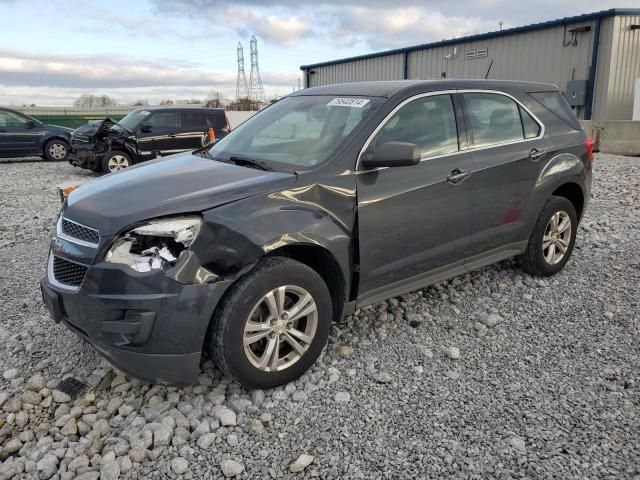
[42,80,592,388]
[69,106,230,173]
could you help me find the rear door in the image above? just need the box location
[356,93,475,304]
[460,91,547,264]
[179,111,207,150]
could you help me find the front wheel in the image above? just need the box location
[207,257,332,389]
[102,150,132,173]
[44,139,69,161]
[517,196,578,276]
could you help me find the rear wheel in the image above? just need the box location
[207,257,332,389]
[44,139,69,161]
[517,196,577,276]
[102,150,132,173]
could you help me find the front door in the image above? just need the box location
[356,93,475,304]
[0,110,41,157]
[143,111,180,157]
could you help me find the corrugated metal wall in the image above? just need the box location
[407,20,595,118]
[601,15,640,120]
[307,54,404,87]
[303,14,639,120]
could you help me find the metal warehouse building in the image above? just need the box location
[300,9,640,121]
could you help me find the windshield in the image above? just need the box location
[208,95,381,171]
[111,109,152,132]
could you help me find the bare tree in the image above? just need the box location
[160,99,174,105]
[205,91,224,108]
[74,94,118,108]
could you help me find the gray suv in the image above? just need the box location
[41,80,592,388]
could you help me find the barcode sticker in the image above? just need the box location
[327,98,370,108]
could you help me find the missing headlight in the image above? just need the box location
[105,217,202,273]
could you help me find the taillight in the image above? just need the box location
[585,136,594,163]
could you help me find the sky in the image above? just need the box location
[0,0,637,106]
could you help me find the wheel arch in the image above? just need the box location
[551,182,585,221]
[267,243,347,324]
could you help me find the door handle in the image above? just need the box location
[529,148,547,160]
[447,168,470,184]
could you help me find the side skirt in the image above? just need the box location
[354,241,527,311]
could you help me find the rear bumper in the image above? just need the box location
[41,266,232,385]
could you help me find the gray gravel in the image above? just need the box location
[1,154,639,479]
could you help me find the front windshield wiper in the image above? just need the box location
[228,155,273,171]
[192,144,215,159]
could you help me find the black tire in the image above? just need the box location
[102,150,133,173]
[517,196,578,276]
[207,256,332,389]
[43,139,69,161]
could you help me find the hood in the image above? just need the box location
[71,117,126,142]
[64,152,296,236]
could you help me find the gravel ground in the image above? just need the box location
[0,154,639,479]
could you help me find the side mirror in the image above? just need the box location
[25,119,36,129]
[361,141,420,169]
[140,123,152,133]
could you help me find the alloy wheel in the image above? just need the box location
[542,210,572,265]
[49,143,67,160]
[107,154,129,172]
[243,285,318,372]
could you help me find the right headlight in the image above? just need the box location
[105,217,202,273]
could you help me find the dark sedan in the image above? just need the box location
[0,107,73,160]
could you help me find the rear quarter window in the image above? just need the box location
[530,91,581,130]
[207,112,226,131]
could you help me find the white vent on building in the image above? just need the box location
[465,50,476,60]
[476,47,488,58]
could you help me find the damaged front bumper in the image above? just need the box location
[41,229,232,385]
[68,145,104,170]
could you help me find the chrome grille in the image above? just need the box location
[52,256,88,287]
[61,218,100,245]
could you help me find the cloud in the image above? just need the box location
[0,49,299,105]
[151,0,640,49]
[322,7,495,49]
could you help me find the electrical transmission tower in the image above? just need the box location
[236,42,249,100]
[249,35,266,103]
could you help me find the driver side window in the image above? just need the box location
[0,111,28,128]
[373,95,459,159]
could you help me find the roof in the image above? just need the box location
[300,8,640,71]
[291,79,559,98]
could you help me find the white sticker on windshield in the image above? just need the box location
[140,111,151,115]
[327,98,370,108]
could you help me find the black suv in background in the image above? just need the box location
[42,80,592,388]
[0,107,73,161]
[69,106,230,173]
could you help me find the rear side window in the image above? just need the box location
[373,94,459,159]
[462,93,541,147]
[530,91,580,130]
[181,112,206,130]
